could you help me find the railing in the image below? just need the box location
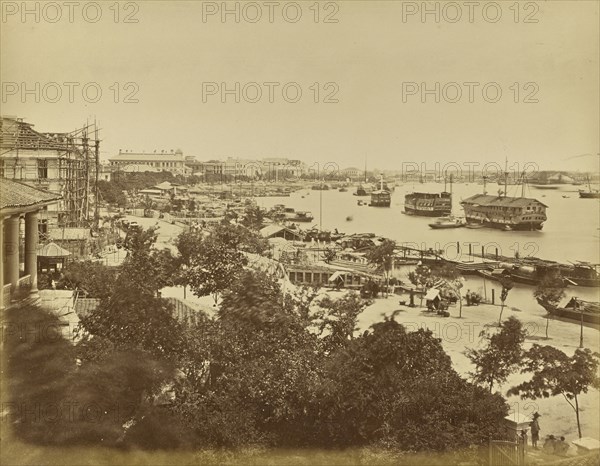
[18,274,31,289]
[2,284,12,308]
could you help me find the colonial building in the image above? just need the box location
[342,167,362,178]
[0,116,98,228]
[108,149,188,175]
[1,179,62,307]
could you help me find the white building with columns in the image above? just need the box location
[1,179,61,307]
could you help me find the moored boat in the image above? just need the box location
[369,175,392,207]
[405,176,453,216]
[428,216,465,229]
[461,172,547,231]
[579,176,600,198]
[536,297,600,326]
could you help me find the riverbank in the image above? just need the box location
[354,292,600,444]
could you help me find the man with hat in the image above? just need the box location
[530,412,541,449]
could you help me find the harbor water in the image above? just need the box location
[255,182,600,305]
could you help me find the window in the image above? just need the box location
[37,159,48,179]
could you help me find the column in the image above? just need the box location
[0,217,4,308]
[4,215,20,294]
[24,210,39,296]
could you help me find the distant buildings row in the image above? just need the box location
[107,150,364,180]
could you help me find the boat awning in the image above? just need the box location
[328,271,345,282]
[424,288,440,300]
[37,242,71,257]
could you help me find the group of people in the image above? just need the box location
[520,412,570,457]
[465,289,482,306]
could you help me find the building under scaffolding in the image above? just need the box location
[0,116,100,229]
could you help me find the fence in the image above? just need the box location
[488,438,525,466]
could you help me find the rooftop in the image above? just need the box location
[461,194,547,208]
[1,116,66,151]
[0,179,62,212]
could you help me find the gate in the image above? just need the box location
[488,439,525,466]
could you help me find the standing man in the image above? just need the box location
[520,429,528,448]
[530,412,541,449]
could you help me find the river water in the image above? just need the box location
[255,181,600,304]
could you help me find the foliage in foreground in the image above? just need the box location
[5,227,511,455]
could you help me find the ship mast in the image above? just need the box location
[483,175,487,195]
[504,158,508,198]
[521,171,526,198]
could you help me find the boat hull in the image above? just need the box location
[429,223,464,229]
[465,219,544,231]
[537,299,600,326]
[405,206,451,217]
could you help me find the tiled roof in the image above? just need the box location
[1,117,66,151]
[461,194,547,207]
[0,179,62,211]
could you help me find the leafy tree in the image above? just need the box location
[465,316,526,392]
[314,292,369,353]
[534,270,566,339]
[186,235,246,306]
[508,345,600,438]
[57,260,118,299]
[239,205,265,231]
[79,227,184,358]
[97,180,127,206]
[122,227,179,294]
[366,239,396,297]
[323,247,337,264]
[408,264,433,291]
[317,318,508,450]
[498,278,514,325]
[172,270,323,447]
[176,223,269,305]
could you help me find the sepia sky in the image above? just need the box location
[1,1,599,172]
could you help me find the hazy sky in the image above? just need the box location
[1,1,598,172]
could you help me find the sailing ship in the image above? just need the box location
[369,175,391,207]
[579,176,600,199]
[404,176,452,216]
[460,172,547,231]
[536,297,600,326]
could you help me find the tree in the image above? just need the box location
[534,270,566,339]
[314,292,369,353]
[176,224,269,302]
[465,316,526,392]
[498,278,514,325]
[78,227,185,359]
[323,247,337,264]
[366,239,396,297]
[172,270,324,447]
[408,264,434,305]
[57,260,118,299]
[318,318,508,450]
[186,235,247,306]
[239,205,265,231]
[508,345,600,438]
